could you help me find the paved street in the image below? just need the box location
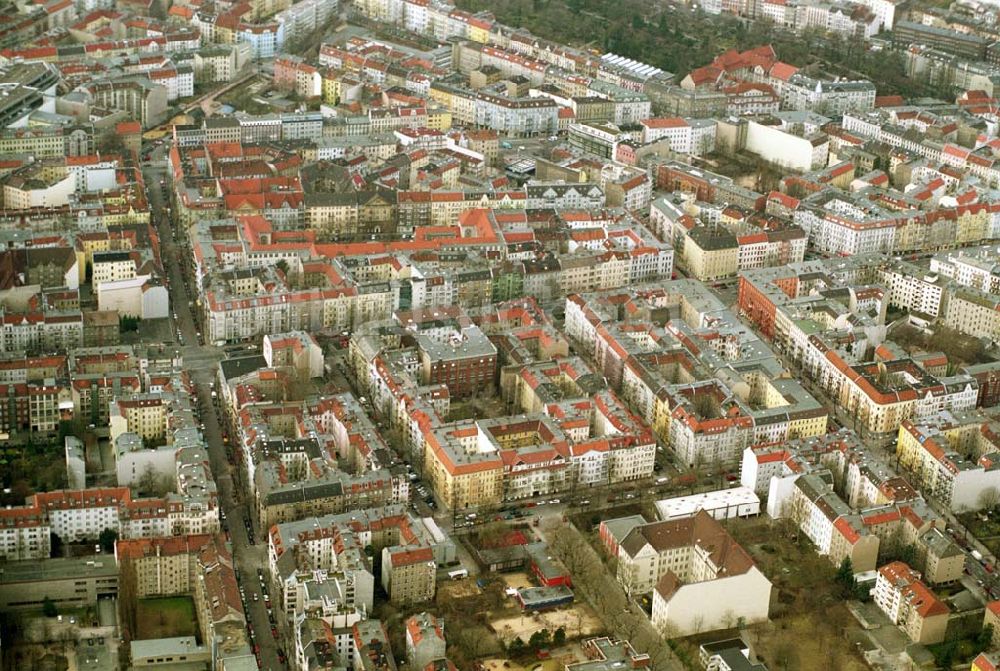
[143,154,285,671]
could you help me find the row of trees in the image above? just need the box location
[544,521,688,670]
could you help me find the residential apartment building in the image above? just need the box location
[873,561,949,644]
[896,418,1000,512]
[608,511,771,635]
[382,546,436,605]
[681,227,739,281]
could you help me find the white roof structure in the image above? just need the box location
[655,486,760,521]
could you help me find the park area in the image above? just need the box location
[135,596,199,641]
[710,517,870,671]
[887,322,995,367]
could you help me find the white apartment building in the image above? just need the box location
[873,561,949,644]
[276,0,336,42]
[614,512,770,636]
[0,311,84,355]
[794,1,880,39]
[92,251,137,285]
[879,266,947,317]
[237,22,285,59]
[669,412,754,467]
[402,0,429,33]
[150,67,195,101]
[856,0,898,29]
[896,419,1000,512]
[39,489,128,542]
[0,516,51,560]
[3,173,75,210]
[524,183,605,210]
[781,75,877,114]
[799,210,897,255]
[931,249,1000,294]
[641,118,691,149]
[119,509,172,540]
[68,159,117,193]
[943,287,1000,342]
[473,93,558,136]
[875,561,919,623]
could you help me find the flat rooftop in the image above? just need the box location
[0,555,117,584]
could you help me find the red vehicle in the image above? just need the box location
[987,564,994,574]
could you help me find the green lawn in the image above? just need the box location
[135,596,198,641]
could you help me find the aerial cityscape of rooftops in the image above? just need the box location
[18,0,1000,670]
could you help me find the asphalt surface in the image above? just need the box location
[143,150,286,671]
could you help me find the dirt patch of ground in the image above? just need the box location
[437,577,481,599]
[480,657,579,671]
[490,603,604,645]
[499,572,536,590]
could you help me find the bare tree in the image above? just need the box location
[780,493,809,543]
[772,640,800,670]
[691,393,721,419]
[135,464,157,496]
[478,520,514,547]
[979,487,1000,512]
